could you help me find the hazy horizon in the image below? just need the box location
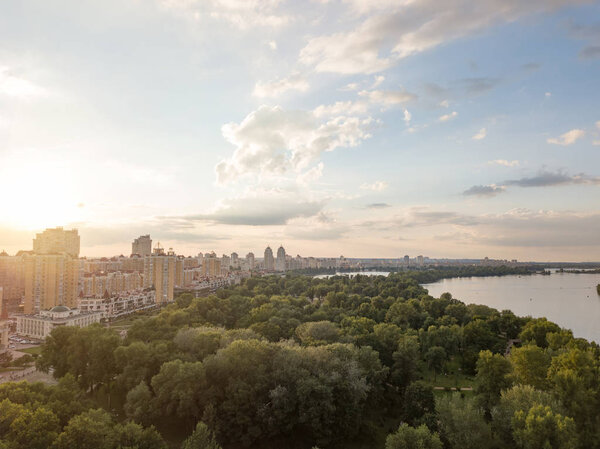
[1,0,599,261]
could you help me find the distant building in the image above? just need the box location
[230,253,239,269]
[17,306,102,340]
[33,227,80,258]
[0,319,8,351]
[0,252,25,313]
[264,246,274,271]
[143,245,177,303]
[202,253,222,277]
[78,289,156,319]
[23,254,79,314]
[404,255,410,267]
[80,271,143,298]
[276,246,286,271]
[132,235,152,257]
[246,252,255,270]
[417,255,424,266]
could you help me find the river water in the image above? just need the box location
[423,271,600,343]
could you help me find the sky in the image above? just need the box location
[0,0,599,261]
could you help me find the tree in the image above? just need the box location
[402,381,435,427]
[547,347,600,447]
[385,423,442,449]
[492,385,564,446]
[391,335,420,390]
[519,318,561,349]
[114,421,167,449]
[181,422,221,449]
[510,344,551,390]
[436,394,493,449]
[512,405,577,449]
[53,409,115,449]
[424,346,446,381]
[124,382,157,426]
[295,321,340,345]
[9,407,60,449]
[475,350,512,414]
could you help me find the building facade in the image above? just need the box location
[33,227,80,258]
[131,235,152,257]
[23,254,79,314]
[16,306,102,340]
[276,246,286,272]
[264,246,274,271]
[78,289,156,319]
[143,247,177,303]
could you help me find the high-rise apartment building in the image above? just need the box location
[0,252,25,314]
[230,253,239,269]
[33,227,80,258]
[403,255,410,267]
[23,253,79,314]
[143,246,177,303]
[246,252,255,270]
[276,246,286,272]
[264,246,274,271]
[202,253,221,277]
[132,235,152,257]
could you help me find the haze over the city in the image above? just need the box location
[1,0,599,260]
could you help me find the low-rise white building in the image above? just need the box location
[16,306,102,340]
[78,289,156,319]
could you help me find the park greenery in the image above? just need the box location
[1,268,599,449]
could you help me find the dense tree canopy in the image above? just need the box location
[27,269,600,449]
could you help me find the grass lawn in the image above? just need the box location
[420,357,479,390]
[20,346,42,356]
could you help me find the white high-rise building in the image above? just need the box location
[264,247,274,271]
[246,252,255,270]
[276,246,286,272]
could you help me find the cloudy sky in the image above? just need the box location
[1,0,599,261]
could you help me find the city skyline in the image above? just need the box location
[1,1,600,261]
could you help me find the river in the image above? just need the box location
[423,271,600,343]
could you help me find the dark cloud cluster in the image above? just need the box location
[463,170,600,198]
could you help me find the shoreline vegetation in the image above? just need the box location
[1,266,599,449]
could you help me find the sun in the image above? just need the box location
[0,151,83,230]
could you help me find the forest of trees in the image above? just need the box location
[2,270,599,449]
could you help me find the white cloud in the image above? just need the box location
[358,89,417,106]
[360,181,388,191]
[339,82,360,91]
[488,159,520,167]
[297,162,324,185]
[0,68,46,98]
[268,40,277,50]
[545,92,552,97]
[403,109,411,125]
[299,0,586,74]
[159,0,290,29]
[547,129,585,146]
[216,105,374,183]
[439,111,458,122]
[372,75,385,88]
[313,100,369,118]
[593,140,600,146]
[253,73,309,97]
[472,128,486,140]
[596,120,600,130]
[439,99,449,108]
[181,189,325,225]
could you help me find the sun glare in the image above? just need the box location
[0,151,82,229]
